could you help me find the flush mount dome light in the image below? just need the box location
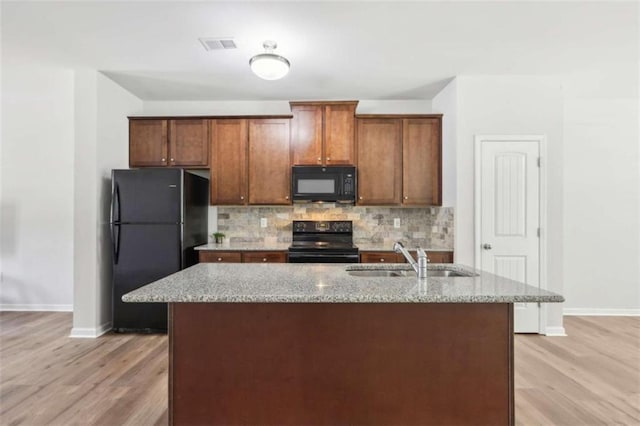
[249,40,290,80]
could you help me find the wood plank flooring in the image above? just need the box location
[1,312,638,425]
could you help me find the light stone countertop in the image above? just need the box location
[356,243,453,252]
[195,242,291,251]
[123,263,564,304]
[195,242,453,252]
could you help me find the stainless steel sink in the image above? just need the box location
[346,266,476,278]
[347,270,408,278]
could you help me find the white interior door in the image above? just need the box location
[477,137,542,333]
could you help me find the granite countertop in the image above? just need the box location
[195,242,453,252]
[123,263,564,304]
[195,242,291,251]
[356,243,453,252]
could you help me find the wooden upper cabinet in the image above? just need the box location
[129,120,168,167]
[402,118,442,206]
[324,103,357,165]
[248,119,291,205]
[169,120,209,167]
[290,105,323,165]
[129,118,209,168]
[210,120,248,205]
[290,101,357,166]
[356,119,402,205]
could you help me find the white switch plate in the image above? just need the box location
[393,218,401,228]
[260,218,268,228]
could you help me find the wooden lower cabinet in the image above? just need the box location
[242,251,287,263]
[360,251,401,263]
[198,250,287,263]
[361,250,454,264]
[421,251,453,264]
[198,251,242,263]
[169,303,514,425]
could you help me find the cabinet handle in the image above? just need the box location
[161,158,166,162]
[380,258,385,262]
[217,257,222,261]
[285,196,289,200]
[404,196,408,200]
[240,196,244,200]
[326,157,331,161]
[359,196,363,200]
[262,258,267,262]
[317,157,322,162]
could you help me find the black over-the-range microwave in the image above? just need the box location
[291,166,357,203]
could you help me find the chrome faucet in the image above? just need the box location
[393,241,429,279]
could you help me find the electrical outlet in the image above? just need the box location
[394,218,401,228]
[260,218,268,228]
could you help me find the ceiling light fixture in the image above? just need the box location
[249,40,290,80]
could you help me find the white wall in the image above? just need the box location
[0,60,75,310]
[431,79,457,207]
[71,71,143,337]
[562,99,639,315]
[453,75,565,332]
[143,99,432,117]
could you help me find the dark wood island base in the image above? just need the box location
[169,303,514,425]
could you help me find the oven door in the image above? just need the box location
[288,252,360,263]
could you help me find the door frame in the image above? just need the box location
[474,134,548,334]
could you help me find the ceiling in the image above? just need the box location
[2,1,637,101]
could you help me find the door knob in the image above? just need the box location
[483,244,492,250]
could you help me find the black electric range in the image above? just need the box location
[288,221,359,263]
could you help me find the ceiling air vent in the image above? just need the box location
[199,37,237,51]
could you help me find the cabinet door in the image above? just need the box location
[248,119,291,205]
[402,118,442,205]
[291,105,323,165]
[198,251,242,263]
[129,120,168,167]
[169,119,209,167]
[360,252,400,263]
[242,251,287,263]
[356,119,402,205]
[324,103,356,165]
[210,120,248,205]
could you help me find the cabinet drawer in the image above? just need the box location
[198,251,242,263]
[406,250,454,264]
[360,252,400,263]
[242,251,287,263]
[426,251,453,264]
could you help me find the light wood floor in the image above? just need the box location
[1,312,638,425]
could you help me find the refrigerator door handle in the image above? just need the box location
[111,224,121,264]
[111,182,121,224]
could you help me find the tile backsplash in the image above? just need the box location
[215,205,454,249]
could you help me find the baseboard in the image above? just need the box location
[543,326,567,336]
[564,308,640,316]
[0,304,73,312]
[69,321,112,338]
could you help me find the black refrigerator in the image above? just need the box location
[110,168,208,332]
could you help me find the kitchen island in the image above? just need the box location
[124,263,563,426]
